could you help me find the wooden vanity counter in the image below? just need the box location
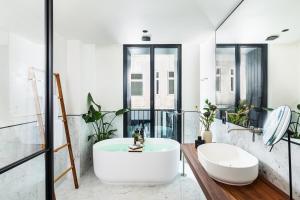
[181,144,289,200]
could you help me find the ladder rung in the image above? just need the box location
[54,167,73,183]
[53,143,69,152]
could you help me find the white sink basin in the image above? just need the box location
[197,143,258,186]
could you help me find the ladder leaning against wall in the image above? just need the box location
[29,68,79,198]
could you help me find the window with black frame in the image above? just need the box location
[216,44,268,127]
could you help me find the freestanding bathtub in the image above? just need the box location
[93,138,180,184]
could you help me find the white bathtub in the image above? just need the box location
[93,138,180,185]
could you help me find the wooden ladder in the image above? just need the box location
[53,73,79,189]
[29,69,79,199]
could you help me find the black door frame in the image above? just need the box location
[123,44,182,142]
[0,1,54,199]
[216,43,268,126]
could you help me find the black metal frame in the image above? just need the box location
[123,44,182,142]
[216,44,268,127]
[287,130,293,200]
[0,1,54,199]
[45,0,54,199]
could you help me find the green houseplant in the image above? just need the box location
[82,93,129,144]
[227,100,254,127]
[198,99,217,143]
[289,104,300,139]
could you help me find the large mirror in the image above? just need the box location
[216,0,300,144]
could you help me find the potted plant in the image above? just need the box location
[82,93,129,144]
[198,99,217,143]
[227,100,254,127]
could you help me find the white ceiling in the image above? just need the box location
[53,0,242,44]
[0,0,241,45]
[195,0,242,28]
[54,0,217,45]
[216,0,300,44]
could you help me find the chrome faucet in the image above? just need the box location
[227,126,263,142]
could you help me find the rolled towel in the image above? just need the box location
[128,148,143,152]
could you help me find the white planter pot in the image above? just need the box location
[201,130,212,143]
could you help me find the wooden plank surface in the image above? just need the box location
[181,144,289,200]
[181,144,231,200]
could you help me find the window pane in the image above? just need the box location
[0,0,46,169]
[156,72,159,78]
[215,47,236,106]
[156,80,159,94]
[131,73,143,80]
[169,71,174,78]
[169,80,175,94]
[127,47,150,109]
[230,77,234,91]
[131,82,143,96]
[216,77,221,92]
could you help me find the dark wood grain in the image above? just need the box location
[181,144,289,200]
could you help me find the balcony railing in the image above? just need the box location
[127,109,176,139]
[127,109,201,142]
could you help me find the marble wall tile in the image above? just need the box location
[0,154,45,200]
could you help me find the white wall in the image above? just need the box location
[199,33,216,109]
[0,43,9,124]
[182,43,200,110]
[93,45,123,110]
[93,45,124,137]
[268,42,300,110]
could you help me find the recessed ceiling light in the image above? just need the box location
[266,35,279,41]
[141,30,151,41]
[282,29,289,32]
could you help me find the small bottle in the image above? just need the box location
[133,128,140,145]
[140,127,144,144]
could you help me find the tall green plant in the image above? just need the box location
[82,93,129,143]
[199,99,217,131]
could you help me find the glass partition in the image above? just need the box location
[0,0,49,199]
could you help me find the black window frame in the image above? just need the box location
[216,44,268,127]
[123,44,182,142]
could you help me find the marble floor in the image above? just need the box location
[56,162,206,200]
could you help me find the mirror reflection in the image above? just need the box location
[216,0,300,143]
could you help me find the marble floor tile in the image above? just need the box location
[56,162,206,200]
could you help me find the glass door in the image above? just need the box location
[0,1,53,199]
[123,45,182,142]
[154,47,181,140]
[124,46,152,138]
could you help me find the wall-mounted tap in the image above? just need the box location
[227,126,263,142]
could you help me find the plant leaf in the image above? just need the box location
[87,92,101,111]
[115,108,130,116]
